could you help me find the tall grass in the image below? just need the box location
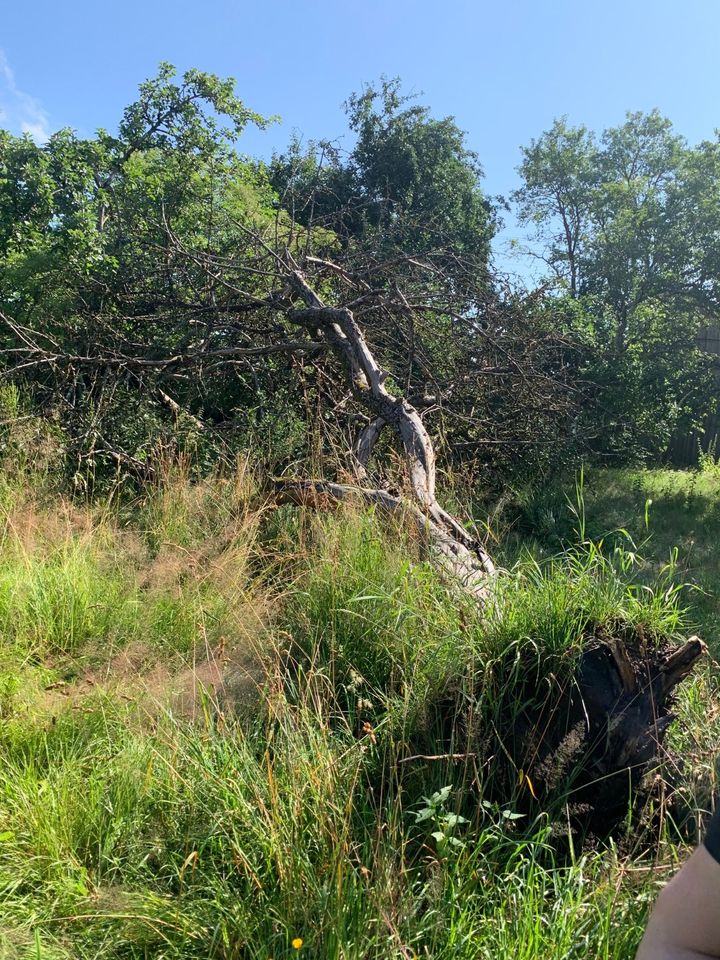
[0,462,709,958]
[501,466,720,651]
[0,689,666,959]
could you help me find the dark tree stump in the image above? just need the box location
[510,631,706,836]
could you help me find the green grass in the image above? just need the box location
[0,698,661,960]
[0,465,715,958]
[503,466,720,652]
[583,468,720,651]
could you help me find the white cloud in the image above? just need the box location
[0,50,50,143]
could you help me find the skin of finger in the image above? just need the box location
[636,847,720,960]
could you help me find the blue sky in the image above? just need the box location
[2,0,719,275]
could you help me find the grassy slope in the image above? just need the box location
[0,465,717,959]
[508,467,720,650]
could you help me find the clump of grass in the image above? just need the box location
[0,457,268,675]
[138,455,258,555]
[503,466,720,650]
[281,508,471,713]
[485,537,687,663]
[0,383,66,503]
[0,515,139,657]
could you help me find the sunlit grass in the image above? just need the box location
[0,464,713,958]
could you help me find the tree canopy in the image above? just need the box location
[514,111,720,457]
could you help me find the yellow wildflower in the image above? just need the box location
[292,938,303,950]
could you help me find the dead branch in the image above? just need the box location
[271,478,492,599]
[283,258,495,585]
[352,416,386,477]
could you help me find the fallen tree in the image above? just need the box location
[278,256,495,597]
[262,255,705,836]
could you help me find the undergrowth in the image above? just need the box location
[0,457,712,958]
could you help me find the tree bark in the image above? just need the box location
[283,259,495,591]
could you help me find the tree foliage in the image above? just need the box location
[1,66,717,492]
[0,67,581,491]
[0,65,296,476]
[270,78,496,266]
[514,111,719,458]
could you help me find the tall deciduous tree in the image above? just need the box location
[513,118,597,298]
[514,111,719,459]
[271,78,496,268]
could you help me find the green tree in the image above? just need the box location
[514,118,597,297]
[0,67,588,491]
[514,111,719,460]
[271,78,496,267]
[0,65,293,478]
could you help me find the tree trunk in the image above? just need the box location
[509,631,706,835]
[283,258,495,594]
